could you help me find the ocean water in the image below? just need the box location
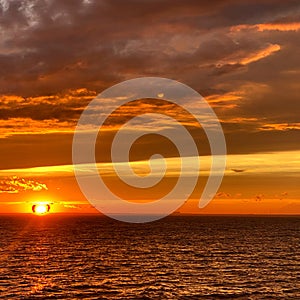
[0,215,299,299]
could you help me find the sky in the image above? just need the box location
[0,0,299,215]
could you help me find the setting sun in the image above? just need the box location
[32,203,51,215]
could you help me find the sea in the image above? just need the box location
[0,215,299,299]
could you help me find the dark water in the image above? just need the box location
[0,215,299,299]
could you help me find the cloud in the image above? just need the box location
[206,91,243,108]
[0,88,97,137]
[215,192,231,198]
[60,202,94,210]
[0,88,95,120]
[259,123,300,131]
[0,0,299,160]
[239,44,281,65]
[279,192,288,200]
[213,44,281,67]
[0,118,75,138]
[231,169,246,173]
[2,150,300,178]
[232,22,300,32]
[0,176,48,193]
[0,0,298,95]
[255,194,264,201]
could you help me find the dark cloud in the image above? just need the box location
[231,169,246,173]
[0,0,299,164]
[0,0,299,94]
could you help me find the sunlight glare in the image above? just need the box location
[32,203,50,215]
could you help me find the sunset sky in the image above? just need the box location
[0,0,299,214]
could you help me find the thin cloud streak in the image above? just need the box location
[1,151,299,178]
[232,22,300,32]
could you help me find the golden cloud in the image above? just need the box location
[0,176,48,193]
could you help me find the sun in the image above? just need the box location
[32,203,51,215]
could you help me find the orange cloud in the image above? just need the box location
[259,123,300,131]
[0,88,96,107]
[0,176,48,193]
[0,95,24,106]
[96,98,202,131]
[206,92,243,108]
[0,118,75,138]
[239,44,281,65]
[232,22,300,32]
[0,88,97,137]
[257,22,300,32]
[215,44,281,68]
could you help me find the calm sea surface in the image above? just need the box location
[0,215,299,299]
